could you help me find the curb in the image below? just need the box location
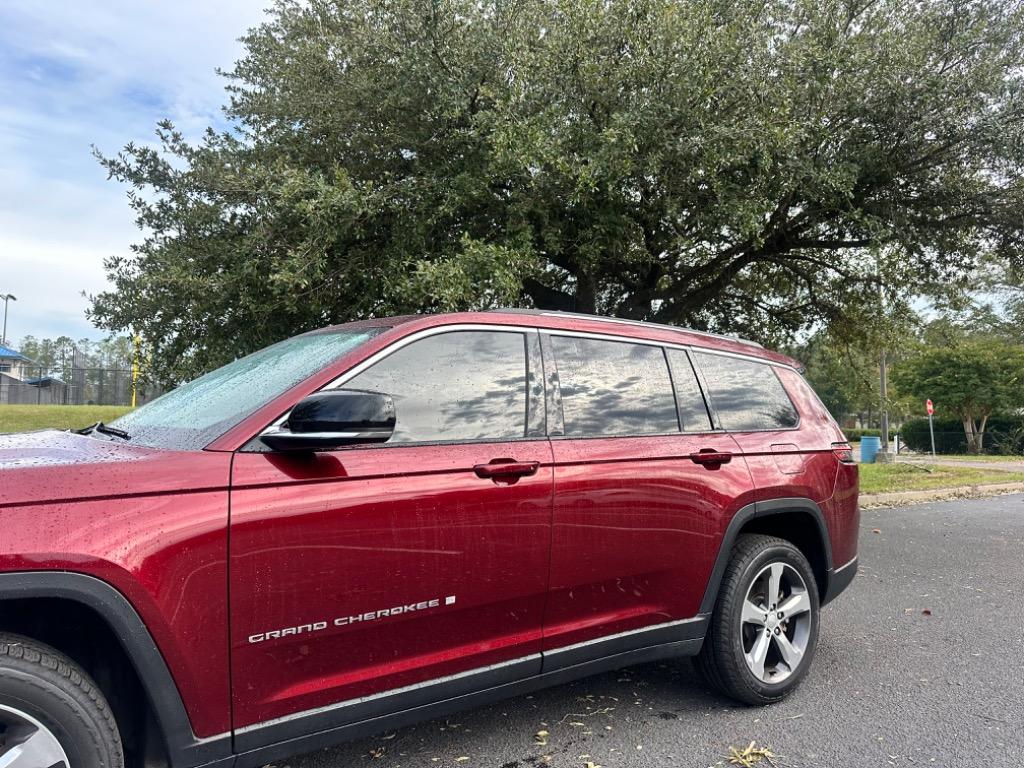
[860,482,1024,508]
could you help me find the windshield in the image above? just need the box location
[110,329,384,450]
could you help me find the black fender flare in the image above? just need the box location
[0,571,232,768]
[698,498,834,616]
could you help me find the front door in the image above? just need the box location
[229,327,553,742]
[540,334,754,663]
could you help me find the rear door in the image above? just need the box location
[229,327,553,741]
[688,351,833,503]
[540,333,754,666]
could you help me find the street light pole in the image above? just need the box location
[1,294,16,346]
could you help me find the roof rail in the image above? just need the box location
[487,309,764,348]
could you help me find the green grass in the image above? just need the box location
[852,442,1022,462]
[859,462,1020,494]
[0,405,133,434]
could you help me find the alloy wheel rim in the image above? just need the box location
[0,703,70,768]
[740,561,813,684]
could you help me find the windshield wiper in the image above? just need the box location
[76,422,131,441]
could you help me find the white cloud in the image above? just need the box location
[0,0,270,345]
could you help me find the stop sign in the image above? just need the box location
[926,399,934,415]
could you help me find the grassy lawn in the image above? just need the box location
[859,462,1021,494]
[0,405,133,434]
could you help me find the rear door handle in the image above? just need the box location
[689,450,733,466]
[473,459,540,482]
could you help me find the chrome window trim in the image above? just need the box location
[540,328,798,373]
[257,322,798,438]
[260,324,537,433]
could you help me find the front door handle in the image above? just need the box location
[473,459,540,483]
[690,450,733,467]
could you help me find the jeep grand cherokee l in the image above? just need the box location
[0,310,858,768]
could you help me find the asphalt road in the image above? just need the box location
[288,494,1024,768]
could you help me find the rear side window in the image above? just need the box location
[551,336,679,436]
[346,330,529,442]
[665,349,713,432]
[693,352,799,431]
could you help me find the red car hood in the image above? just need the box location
[0,429,158,469]
[0,430,231,506]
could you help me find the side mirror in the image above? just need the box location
[260,389,396,451]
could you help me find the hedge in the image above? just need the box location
[843,428,895,442]
[899,416,1024,454]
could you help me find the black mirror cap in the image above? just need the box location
[261,389,396,451]
[288,389,395,433]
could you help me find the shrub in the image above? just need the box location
[899,416,1024,454]
[842,428,896,442]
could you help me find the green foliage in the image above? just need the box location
[17,336,134,377]
[892,341,1024,452]
[900,416,1024,455]
[843,428,878,441]
[795,319,919,426]
[91,0,1024,382]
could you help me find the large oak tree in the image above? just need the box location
[92,0,1024,381]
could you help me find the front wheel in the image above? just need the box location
[696,534,820,704]
[0,633,124,768]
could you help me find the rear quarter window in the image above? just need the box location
[693,352,799,431]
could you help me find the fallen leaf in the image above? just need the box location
[872,528,882,534]
[368,747,385,759]
[725,741,777,767]
[922,608,932,616]
[535,730,550,746]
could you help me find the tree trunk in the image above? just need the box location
[963,417,982,454]
[574,273,597,314]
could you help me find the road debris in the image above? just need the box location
[725,741,777,767]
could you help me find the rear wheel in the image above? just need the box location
[0,633,123,768]
[696,534,820,704]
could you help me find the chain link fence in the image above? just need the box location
[0,364,163,406]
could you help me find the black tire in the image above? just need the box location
[0,633,123,768]
[695,534,820,705]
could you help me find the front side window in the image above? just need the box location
[551,335,679,436]
[693,352,799,431]
[345,330,529,443]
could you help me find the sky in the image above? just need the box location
[0,0,270,347]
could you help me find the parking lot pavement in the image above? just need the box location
[289,494,1024,768]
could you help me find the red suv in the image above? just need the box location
[0,310,858,768]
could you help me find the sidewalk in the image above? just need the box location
[852,443,1024,473]
[899,455,1024,473]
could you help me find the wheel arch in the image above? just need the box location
[699,498,834,616]
[0,571,231,768]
